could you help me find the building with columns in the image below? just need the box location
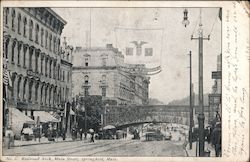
[2,7,73,133]
[72,44,150,106]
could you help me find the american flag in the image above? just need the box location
[3,68,12,87]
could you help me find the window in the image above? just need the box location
[23,79,27,100]
[101,87,106,97]
[11,9,16,30]
[45,31,48,48]
[17,77,21,99]
[17,13,21,34]
[29,20,33,40]
[35,52,38,72]
[67,71,70,82]
[17,42,22,65]
[40,56,43,74]
[41,28,44,46]
[49,34,52,51]
[63,71,65,81]
[84,75,89,84]
[23,45,27,68]
[45,57,48,76]
[53,37,56,53]
[11,40,16,63]
[23,17,27,37]
[28,80,33,101]
[49,60,52,78]
[57,38,60,53]
[5,8,9,26]
[29,47,33,70]
[4,38,9,59]
[35,24,39,44]
[40,85,43,103]
[35,83,39,101]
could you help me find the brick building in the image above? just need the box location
[72,44,150,106]
[2,7,73,133]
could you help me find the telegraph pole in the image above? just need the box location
[188,51,193,150]
[191,9,210,156]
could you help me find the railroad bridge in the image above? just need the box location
[104,105,210,128]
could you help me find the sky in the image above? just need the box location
[53,8,221,104]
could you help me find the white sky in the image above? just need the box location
[53,8,221,104]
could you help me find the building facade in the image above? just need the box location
[2,8,72,130]
[208,53,222,122]
[72,44,150,106]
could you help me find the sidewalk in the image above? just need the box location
[3,137,80,148]
[185,141,215,157]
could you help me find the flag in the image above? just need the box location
[115,27,163,68]
[3,68,12,87]
[145,48,153,56]
[126,47,133,56]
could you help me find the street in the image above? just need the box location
[3,138,186,156]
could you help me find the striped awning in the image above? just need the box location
[33,111,60,123]
[10,108,35,135]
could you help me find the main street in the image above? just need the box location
[3,137,186,156]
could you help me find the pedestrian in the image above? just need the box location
[211,122,221,157]
[84,131,87,140]
[79,128,83,140]
[90,130,95,142]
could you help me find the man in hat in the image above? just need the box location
[211,122,222,157]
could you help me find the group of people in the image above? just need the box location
[71,127,94,142]
[204,113,222,157]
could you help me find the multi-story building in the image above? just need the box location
[208,53,222,122]
[72,44,150,106]
[2,7,72,133]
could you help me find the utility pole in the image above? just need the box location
[191,9,210,156]
[188,51,193,150]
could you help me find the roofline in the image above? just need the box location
[46,8,67,25]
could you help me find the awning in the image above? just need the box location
[9,108,35,135]
[33,111,60,123]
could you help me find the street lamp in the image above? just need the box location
[182,9,190,27]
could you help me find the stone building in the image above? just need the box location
[2,7,73,132]
[72,44,150,106]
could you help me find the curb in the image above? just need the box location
[13,139,81,147]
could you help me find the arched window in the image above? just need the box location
[28,80,33,101]
[5,8,9,26]
[84,75,89,84]
[49,34,52,51]
[41,28,44,46]
[11,40,16,63]
[17,77,21,99]
[17,13,21,34]
[11,9,16,30]
[23,17,27,37]
[35,24,39,43]
[53,37,56,53]
[45,31,48,48]
[29,20,33,40]
[23,78,27,100]
[35,83,39,101]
